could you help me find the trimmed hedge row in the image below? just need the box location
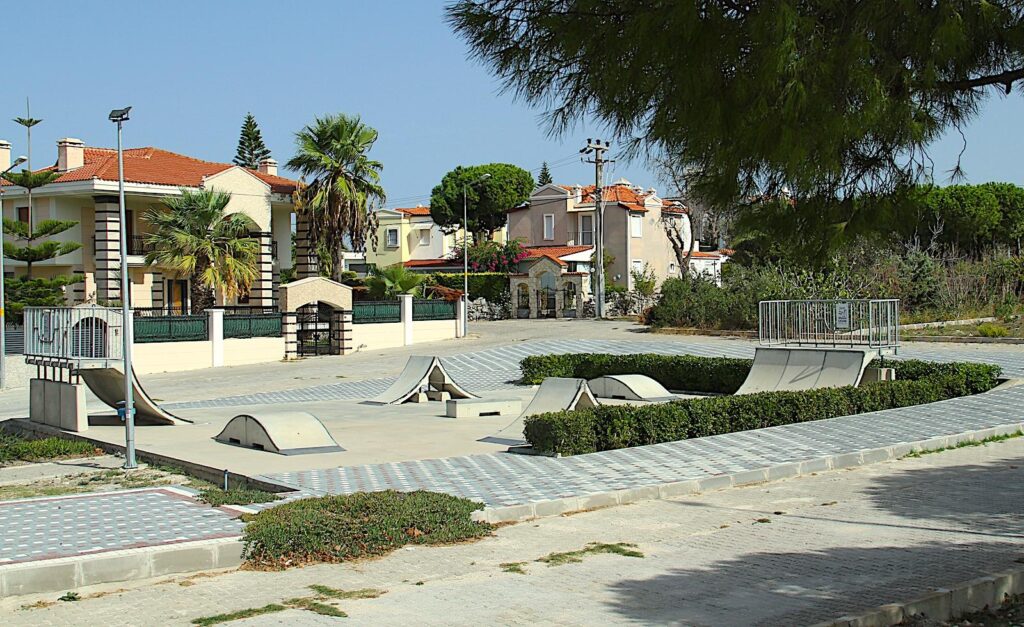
[520,353,752,394]
[519,354,1002,456]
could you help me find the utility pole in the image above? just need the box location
[580,139,612,318]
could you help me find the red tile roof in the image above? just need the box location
[1,146,298,194]
[403,258,460,268]
[513,182,669,213]
[396,206,432,216]
[524,245,592,259]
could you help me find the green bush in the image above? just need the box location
[977,322,1010,337]
[520,353,752,394]
[240,490,492,569]
[521,355,1002,456]
[198,488,280,507]
[0,432,98,465]
[427,272,509,303]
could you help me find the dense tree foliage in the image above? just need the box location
[537,162,552,186]
[447,1,1024,253]
[233,113,272,169]
[429,163,534,239]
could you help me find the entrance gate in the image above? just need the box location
[279,277,354,360]
[296,303,332,356]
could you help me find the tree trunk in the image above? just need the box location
[330,244,343,282]
[190,261,215,314]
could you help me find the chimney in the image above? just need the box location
[57,138,85,172]
[0,140,10,172]
[573,184,583,203]
[257,158,278,176]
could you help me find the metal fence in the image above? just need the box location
[412,299,456,321]
[352,300,401,324]
[23,306,125,362]
[758,299,900,350]
[224,313,282,339]
[133,315,208,343]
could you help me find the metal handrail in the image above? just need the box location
[758,299,900,351]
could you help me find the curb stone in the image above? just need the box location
[471,421,1024,523]
[810,566,1024,627]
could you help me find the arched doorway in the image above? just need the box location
[278,277,354,359]
[537,272,556,318]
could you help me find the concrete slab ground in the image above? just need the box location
[0,455,123,486]
[4,437,1021,626]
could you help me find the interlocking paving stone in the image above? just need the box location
[258,386,1024,507]
[0,489,243,564]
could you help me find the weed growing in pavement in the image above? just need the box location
[537,542,644,566]
[501,562,528,574]
[192,603,287,625]
[197,488,279,507]
[307,585,384,600]
[902,430,1024,458]
[57,592,80,602]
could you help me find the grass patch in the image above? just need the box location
[903,430,1024,458]
[197,488,279,507]
[240,490,492,569]
[536,542,644,567]
[57,591,80,602]
[500,562,528,574]
[0,466,212,500]
[192,604,287,625]
[0,432,99,466]
[285,597,347,617]
[308,584,384,600]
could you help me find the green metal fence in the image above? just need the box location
[412,299,456,321]
[224,313,282,339]
[352,300,401,324]
[133,315,208,343]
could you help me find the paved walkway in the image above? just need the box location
[258,385,1024,506]
[6,439,1022,625]
[0,488,241,565]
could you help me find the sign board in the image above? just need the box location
[835,303,851,330]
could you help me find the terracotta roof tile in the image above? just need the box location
[1,146,298,194]
[403,258,460,268]
[524,245,592,259]
[396,206,432,216]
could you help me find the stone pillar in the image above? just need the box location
[208,308,224,367]
[248,232,274,308]
[295,214,319,279]
[93,196,122,303]
[554,284,564,319]
[455,296,467,338]
[399,294,414,346]
[330,309,352,355]
[282,312,298,360]
[149,271,165,311]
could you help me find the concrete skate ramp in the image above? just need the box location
[366,356,477,405]
[735,347,873,395]
[480,377,598,446]
[215,411,343,455]
[588,374,676,402]
[79,367,190,425]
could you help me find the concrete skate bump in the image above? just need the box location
[215,411,343,455]
[588,374,677,402]
[734,347,873,395]
[366,356,477,405]
[479,377,599,446]
[78,367,191,425]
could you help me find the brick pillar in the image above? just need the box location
[149,271,165,311]
[282,312,298,360]
[295,214,319,278]
[249,231,274,307]
[330,309,352,355]
[93,197,122,303]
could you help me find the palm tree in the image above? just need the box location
[144,188,260,313]
[287,113,385,281]
[365,263,424,299]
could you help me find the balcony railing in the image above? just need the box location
[567,230,594,246]
[90,235,154,256]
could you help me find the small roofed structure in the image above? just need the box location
[214,411,343,455]
[365,356,477,405]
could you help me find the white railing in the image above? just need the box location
[23,306,125,364]
[758,299,900,351]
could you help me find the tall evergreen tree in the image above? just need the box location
[233,113,272,169]
[537,161,553,186]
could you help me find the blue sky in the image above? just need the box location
[3,0,1021,207]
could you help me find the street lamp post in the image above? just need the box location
[462,173,490,334]
[109,106,136,469]
[0,155,29,390]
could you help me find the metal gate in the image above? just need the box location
[536,288,556,318]
[296,303,333,356]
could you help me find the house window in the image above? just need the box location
[630,213,643,238]
[418,229,430,246]
[16,207,28,224]
[669,262,678,276]
[385,227,399,248]
[543,214,555,240]
[631,259,644,274]
[579,215,593,245]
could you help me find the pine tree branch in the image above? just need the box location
[938,67,1024,92]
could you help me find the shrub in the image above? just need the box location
[198,488,280,507]
[521,354,1001,455]
[977,322,1010,337]
[0,432,98,465]
[427,272,510,303]
[240,490,491,569]
[520,353,752,394]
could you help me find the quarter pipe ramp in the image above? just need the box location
[734,347,874,395]
[78,367,191,425]
[480,377,599,446]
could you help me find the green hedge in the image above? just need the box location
[240,490,492,569]
[519,354,1002,456]
[521,353,752,393]
[427,272,509,303]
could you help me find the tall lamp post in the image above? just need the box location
[462,173,490,334]
[109,106,137,469]
[0,155,29,390]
